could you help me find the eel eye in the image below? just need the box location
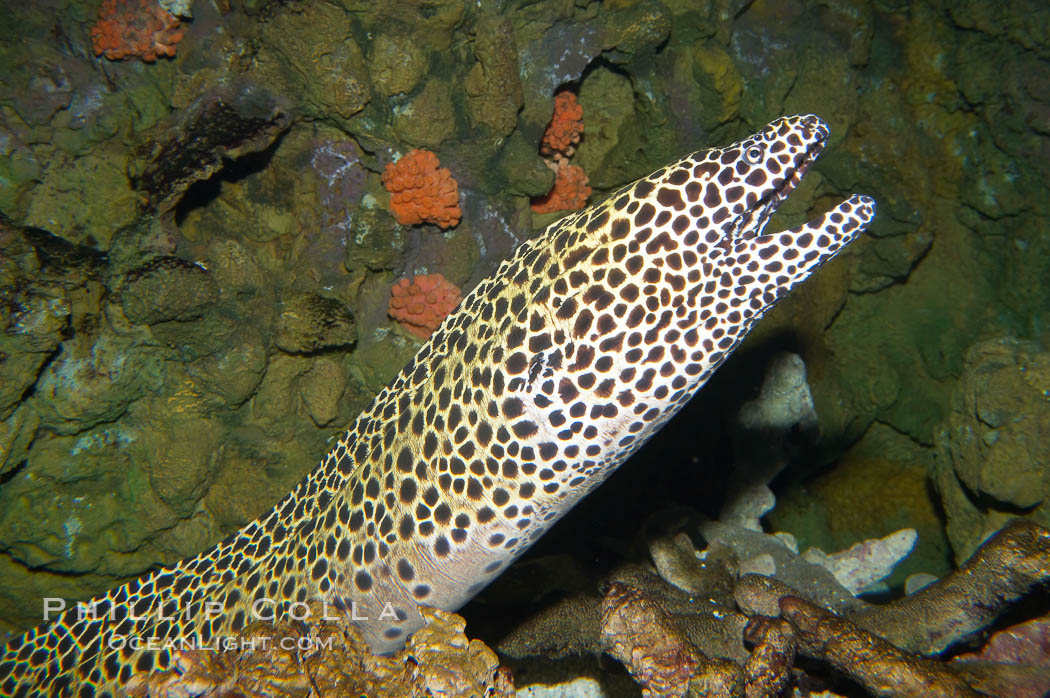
[744,144,765,165]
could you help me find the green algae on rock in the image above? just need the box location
[255,2,370,123]
[392,78,457,149]
[343,206,408,273]
[769,422,952,589]
[120,256,219,325]
[33,332,167,436]
[274,292,358,355]
[23,148,140,250]
[465,15,525,138]
[369,32,429,98]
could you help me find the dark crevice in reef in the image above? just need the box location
[172,135,286,227]
[0,459,28,487]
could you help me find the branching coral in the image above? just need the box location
[530,163,591,214]
[388,273,462,339]
[381,150,462,229]
[90,0,185,62]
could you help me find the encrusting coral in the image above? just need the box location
[531,162,592,214]
[381,149,462,229]
[388,273,462,340]
[90,0,185,62]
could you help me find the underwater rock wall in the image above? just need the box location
[935,339,1050,563]
[0,0,1047,662]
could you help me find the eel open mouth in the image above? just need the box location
[732,128,829,242]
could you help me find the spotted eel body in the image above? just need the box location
[2,114,875,696]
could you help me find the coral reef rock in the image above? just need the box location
[516,677,605,697]
[600,581,742,697]
[130,86,292,213]
[255,1,370,123]
[465,15,524,138]
[392,79,457,149]
[780,594,980,697]
[369,32,428,97]
[801,528,918,595]
[119,256,218,325]
[935,338,1050,562]
[722,352,818,531]
[123,604,514,697]
[274,292,358,355]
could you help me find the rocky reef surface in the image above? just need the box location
[1,0,1049,695]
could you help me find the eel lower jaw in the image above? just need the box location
[802,192,877,241]
[784,193,878,243]
[748,193,875,307]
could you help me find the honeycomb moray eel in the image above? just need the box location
[1,114,876,696]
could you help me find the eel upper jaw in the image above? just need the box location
[731,130,829,242]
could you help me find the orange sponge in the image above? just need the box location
[531,163,591,214]
[388,273,462,339]
[539,91,584,160]
[91,0,184,62]
[381,150,462,229]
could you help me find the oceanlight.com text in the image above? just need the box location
[106,633,335,653]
